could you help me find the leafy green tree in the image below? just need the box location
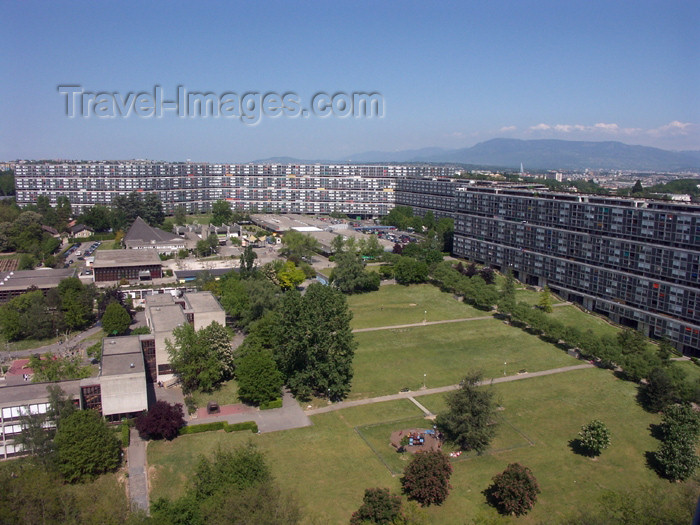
[576,420,611,457]
[654,436,700,482]
[640,367,679,412]
[239,244,258,276]
[400,451,452,506]
[54,410,121,483]
[631,179,644,195]
[29,353,91,382]
[78,204,113,232]
[277,261,306,290]
[350,487,404,524]
[485,463,540,516]
[275,284,356,400]
[198,321,234,379]
[236,348,284,405]
[280,230,319,261]
[331,234,345,254]
[174,205,187,226]
[538,286,553,313]
[211,200,233,225]
[166,324,222,393]
[192,443,272,499]
[394,256,428,285]
[499,269,517,313]
[331,251,380,294]
[436,370,498,453]
[101,301,132,336]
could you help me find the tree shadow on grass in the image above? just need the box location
[568,438,596,458]
[644,450,663,478]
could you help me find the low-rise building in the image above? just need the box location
[92,249,163,282]
[124,217,185,254]
[0,268,77,303]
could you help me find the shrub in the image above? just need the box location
[485,463,540,516]
[225,421,259,433]
[400,451,452,506]
[577,419,611,457]
[179,422,226,435]
[260,398,283,410]
[121,422,130,448]
[135,401,185,440]
[184,395,197,415]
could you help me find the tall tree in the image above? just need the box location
[236,348,284,405]
[400,451,452,506]
[54,410,121,483]
[275,284,356,400]
[485,463,540,516]
[436,370,498,453]
[101,301,132,336]
[211,200,233,225]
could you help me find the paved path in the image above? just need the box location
[353,316,494,333]
[305,363,594,416]
[3,324,104,359]
[128,428,150,514]
[190,389,312,433]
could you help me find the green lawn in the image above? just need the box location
[548,304,622,339]
[149,368,691,524]
[190,379,240,407]
[96,240,117,250]
[350,318,579,398]
[347,284,485,329]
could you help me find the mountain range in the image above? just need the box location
[254,139,700,172]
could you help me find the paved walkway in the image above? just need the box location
[3,324,104,359]
[128,428,150,514]
[190,389,312,433]
[353,316,494,333]
[305,363,594,416]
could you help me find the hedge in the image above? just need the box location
[179,420,258,435]
[260,398,283,410]
[121,422,130,448]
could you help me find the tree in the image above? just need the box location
[198,321,235,379]
[478,266,495,285]
[174,205,187,226]
[277,261,306,290]
[400,451,452,506]
[192,443,272,499]
[211,200,233,225]
[485,463,540,516]
[280,230,319,261]
[631,179,644,195]
[135,401,185,440]
[394,257,428,285]
[54,410,121,483]
[640,367,678,412]
[331,251,380,294]
[436,371,498,453]
[498,269,517,313]
[576,420,611,457]
[275,284,356,400]
[101,301,131,336]
[166,323,224,393]
[239,244,258,276]
[350,487,403,525]
[538,286,553,313]
[653,404,700,481]
[236,348,284,405]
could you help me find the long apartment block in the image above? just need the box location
[452,186,700,355]
[14,162,455,216]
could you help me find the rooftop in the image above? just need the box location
[0,379,83,407]
[125,217,183,244]
[101,336,146,376]
[183,291,224,313]
[0,268,77,291]
[93,249,162,268]
[148,303,187,333]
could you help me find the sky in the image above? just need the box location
[1,0,698,162]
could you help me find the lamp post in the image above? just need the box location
[504,361,507,376]
[423,373,426,389]
[424,310,427,324]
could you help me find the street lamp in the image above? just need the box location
[423,373,426,389]
[424,310,427,324]
[504,361,507,376]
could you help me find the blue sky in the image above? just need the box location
[1,0,698,161]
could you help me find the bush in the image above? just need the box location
[485,463,540,516]
[400,451,452,506]
[225,421,259,433]
[135,401,185,440]
[184,395,197,415]
[260,398,283,410]
[179,422,226,435]
[121,422,130,448]
[576,420,611,457]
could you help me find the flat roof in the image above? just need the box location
[183,291,224,313]
[93,249,162,268]
[144,294,176,306]
[0,379,83,407]
[251,214,329,232]
[148,303,187,333]
[0,268,77,291]
[101,336,145,376]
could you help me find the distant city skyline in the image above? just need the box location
[1,1,698,162]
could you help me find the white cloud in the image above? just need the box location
[649,120,693,136]
[499,125,517,132]
[530,123,551,131]
[593,122,620,132]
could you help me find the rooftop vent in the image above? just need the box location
[109,340,116,345]
[129,363,135,368]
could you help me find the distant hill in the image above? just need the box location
[347,139,700,171]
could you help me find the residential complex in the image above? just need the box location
[11,161,700,354]
[14,162,455,215]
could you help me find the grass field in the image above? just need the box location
[350,318,579,398]
[548,304,622,338]
[97,240,117,250]
[190,379,240,407]
[347,283,485,329]
[149,367,686,524]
